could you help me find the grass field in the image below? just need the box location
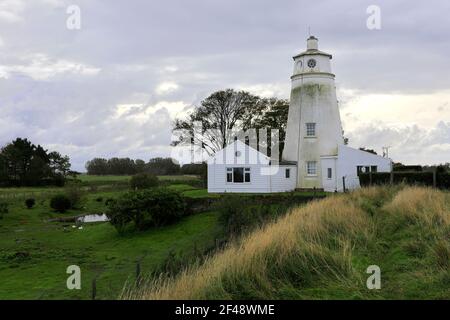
[126,186,450,300]
[0,175,221,300]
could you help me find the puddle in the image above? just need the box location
[76,214,109,223]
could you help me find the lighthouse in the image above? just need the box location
[283,36,345,189]
[207,36,392,194]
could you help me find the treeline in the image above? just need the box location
[85,157,206,176]
[0,138,71,187]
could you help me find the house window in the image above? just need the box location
[357,166,378,175]
[245,168,251,182]
[307,161,317,176]
[327,168,332,179]
[226,167,250,183]
[306,123,316,137]
[226,168,233,182]
[285,168,290,179]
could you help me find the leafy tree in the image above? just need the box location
[85,158,109,175]
[106,189,185,233]
[0,138,70,186]
[173,90,290,159]
[172,89,261,156]
[130,173,159,190]
[49,152,71,177]
[135,159,146,173]
[146,158,180,175]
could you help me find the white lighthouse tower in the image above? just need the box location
[283,36,344,189]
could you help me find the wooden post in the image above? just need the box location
[342,176,346,193]
[369,171,373,186]
[390,171,394,185]
[91,277,97,300]
[433,168,437,188]
[136,260,141,286]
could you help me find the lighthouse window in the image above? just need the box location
[306,123,316,136]
[307,161,317,176]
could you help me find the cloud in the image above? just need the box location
[155,81,180,95]
[0,54,101,80]
[0,0,449,170]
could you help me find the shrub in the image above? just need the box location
[64,183,83,209]
[359,172,450,189]
[0,202,8,219]
[25,198,36,209]
[50,194,72,213]
[130,173,159,190]
[106,188,185,233]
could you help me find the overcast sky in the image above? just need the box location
[0,0,449,171]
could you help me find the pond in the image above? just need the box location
[76,214,109,223]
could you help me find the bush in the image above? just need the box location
[106,188,185,233]
[25,198,36,209]
[50,194,72,213]
[0,202,8,219]
[64,183,83,209]
[130,173,159,190]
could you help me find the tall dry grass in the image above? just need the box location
[383,186,450,226]
[123,194,371,300]
[123,186,450,300]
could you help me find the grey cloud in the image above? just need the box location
[0,0,449,170]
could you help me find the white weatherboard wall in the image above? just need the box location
[207,140,297,193]
[320,145,392,192]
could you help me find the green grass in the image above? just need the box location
[0,177,220,300]
[127,186,450,300]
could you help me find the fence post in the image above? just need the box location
[91,276,97,300]
[342,176,346,193]
[390,171,394,185]
[136,260,141,287]
[369,171,373,186]
[433,168,437,188]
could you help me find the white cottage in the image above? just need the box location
[207,140,297,193]
[207,36,392,194]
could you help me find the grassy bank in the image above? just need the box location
[0,175,222,300]
[125,186,450,300]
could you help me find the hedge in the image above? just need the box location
[359,172,450,189]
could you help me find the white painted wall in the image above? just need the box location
[320,145,392,192]
[207,140,297,193]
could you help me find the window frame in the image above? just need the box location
[327,168,332,179]
[226,167,251,184]
[306,161,317,176]
[285,168,291,179]
[306,123,316,137]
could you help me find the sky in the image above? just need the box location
[0,0,449,171]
